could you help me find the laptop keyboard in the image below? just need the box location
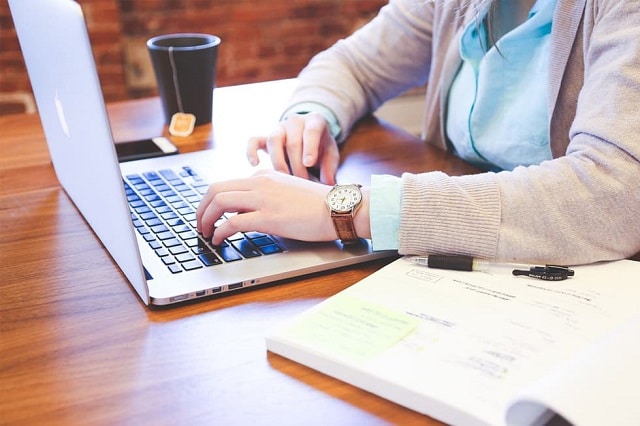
[124,166,284,274]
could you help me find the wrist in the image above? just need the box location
[324,184,370,243]
[281,102,342,140]
[354,186,371,239]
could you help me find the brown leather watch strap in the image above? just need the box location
[331,211,359,243]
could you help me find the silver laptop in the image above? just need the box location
[9,0,394,306]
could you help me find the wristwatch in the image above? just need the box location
[325,184,363,244]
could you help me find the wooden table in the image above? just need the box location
[0,79,593,425]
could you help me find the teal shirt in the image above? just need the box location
[371,0,557,250]
[446,0,556,171]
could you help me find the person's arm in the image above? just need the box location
[285,0,435,143]
[396,1,640,264]
[246,0,435,184]
[280,102,342,141]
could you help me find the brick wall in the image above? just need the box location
[0,0,386,115]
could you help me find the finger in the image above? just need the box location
[281,116,308,178]
[196,184,216,233]
[196,180,258,237]
[246,136,267,166]
[199,190,260,240]
[265,123,292,174]
[212,211,261,245]
[300,113,326,168]
[198,193,229,239]
[320,163,337,186]
[319,132,340,186]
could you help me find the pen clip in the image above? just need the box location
[512,265,575,281]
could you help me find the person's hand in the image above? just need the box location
[246,112,340,185]
[196,169,337,246]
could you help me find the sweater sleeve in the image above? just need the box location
[399,1,640,265]
[284,0,435,142]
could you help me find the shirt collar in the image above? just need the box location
[459,0,558,64]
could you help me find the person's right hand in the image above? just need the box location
[246,112,340,185]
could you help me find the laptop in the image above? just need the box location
[9,0,394,306]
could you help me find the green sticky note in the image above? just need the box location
[283,296,419,363]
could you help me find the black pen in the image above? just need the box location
[408,254,491,272]
[407,255,574,281]
[512,265,575,281]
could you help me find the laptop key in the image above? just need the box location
[166,217,184,227]
[143,233,156,242]
[173,224,190,233]
[182,260,203,271]
[176,253,196,263]
[250,235,274,246]
[231,238,261,258]
[155,248,169,257]
[184,238,200,248]
[177,206,194,216]
[136,226,151,235]
[192,239,213,254]
[150,224,169,234]
[178,230,197,240]
[159,169,179,180]
[140,212,158,221]
[198,252,222,266]
[156,231,176,240]
[161,211,178,220]
[259,244,283,255]
[134,205,151,214]
[183,213,197,222]
[145,218,163,227]
[217,245,242,262]
[194,186,209,195]
[169,245,188,255]
[168,264,182,273]
[163,238,182,248]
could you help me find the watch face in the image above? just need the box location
[327,185,362,213]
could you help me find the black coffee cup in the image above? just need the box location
[147,33,221,126]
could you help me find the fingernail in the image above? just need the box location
[303,154,313,167]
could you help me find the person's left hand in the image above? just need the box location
[246,112,340,185]
[196,169,336,245]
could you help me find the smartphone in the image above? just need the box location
[115,137,179,162]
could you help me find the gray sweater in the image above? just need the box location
[286,0,640,264]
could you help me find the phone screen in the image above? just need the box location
[115,137,178,162]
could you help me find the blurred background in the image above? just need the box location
[0,0,423,134]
